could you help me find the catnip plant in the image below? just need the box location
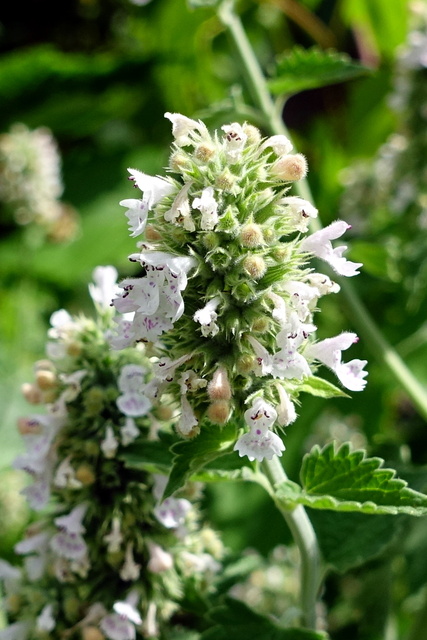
[111,112,367,463]
[0,267,222,640]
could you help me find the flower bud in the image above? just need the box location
[271,153,308,181]
[242,255,267,280]
[251,316,270,333]
[169,151,191,172]
[236,354,255,375]
[35,369,57,390]
[194,142,216,162]
[207,400,230,425]
[202,232,220,251]
[242,123,262,144]
[66,341,82,357]
[21,382,43,404]
[5,594,22,614]
[155,405,174,421]
[239,223,264,248]
[75,464,96,486]
[145,224,162,241]
[81,627,105,640]
[215,168,237,192]
[34,359,55,372]
[208,366,232,401]
[206,247,232,272]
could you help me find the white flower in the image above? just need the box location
[153,494,192,529]
[178,395,199,436]
[59,369,87,401]
[164,111,207,146]
[54,504,87,534]
[119,543,140,582]
[234,398,284,462]
[101,425,119,458]
[120,417,140,445]
[15,531,50,556]
[118,364,147,393]
[179,551,221,574]
[192,187,219,230]
[304,272,340,295]
[120,198,150,238]
[281,196,318,233]
[54,456,83,489]
[0,622,30,640]
[36,604,55,633]
[164,182,195,231]
[147,541,174,573]
[179,370,207,394]
[307,332,368,391]
[103,517,123,553]
[50,531,88,561]
[153,353,192,382]
[89,265,120,309]
[194,296,220,336]
[301,220,363,276]
[244,397,278,430]
[127,168,175,210]
[234,417,285,463]
[261,134,293,155]
[275,385,297,426]
[113,596,142,626]
[100,613,136,640]
[283,280,320,321]
[222,123,247,163]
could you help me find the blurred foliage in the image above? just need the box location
[1,0,427,638]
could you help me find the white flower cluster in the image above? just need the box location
[110,113,368,465]
[0,267,222,640]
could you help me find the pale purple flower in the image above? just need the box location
[120,417,140,445]
[50,531,88,561]
[100,613,136,640]
[54,456,82,489]
[234,397,285,462]
[153,493,192,529]
[118,364,147,393]
[55,504,87,534]
[301,220,362,276]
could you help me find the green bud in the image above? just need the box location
[202,232,220,251]
[206,247,232,272]
[231,281,257,303]
[63,596,81,622]
[215,167,237,192]
[217,206,239,234]
[84,386,105,416]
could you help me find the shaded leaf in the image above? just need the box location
[269,46,368,96]
[200,597,329,640]
[309,509,407,572]
[276,443,427,516]
[163,421,239,499]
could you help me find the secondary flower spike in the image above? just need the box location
[111,113,368,462]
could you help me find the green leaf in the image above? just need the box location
[120,438,174,474]
[200,597,329,640]
[276,443,427,516]
[163,421,239,499]
[268,46,369,97]
[299,376,350,399]
[308,510,407,572]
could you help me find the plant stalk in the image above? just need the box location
[262,456,322,630]
[218,0,427,421]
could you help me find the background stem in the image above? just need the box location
[218,0,427,421]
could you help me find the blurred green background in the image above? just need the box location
[1,0,427,637]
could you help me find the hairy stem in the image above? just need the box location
[262,456,322,629]
[218,0,427,421]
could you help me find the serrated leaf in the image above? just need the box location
[268,46,368,96]
[276,443,427,516]
[163,421,239,499]
[200,597,329,640]
[299,376,350,399]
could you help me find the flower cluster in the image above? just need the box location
[0,123,78,241]
[340,4,427,309]
[0,267,222,640]
[111,113,367,463]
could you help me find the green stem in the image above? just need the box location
[262,456,322,630]
[218,0,427,421]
